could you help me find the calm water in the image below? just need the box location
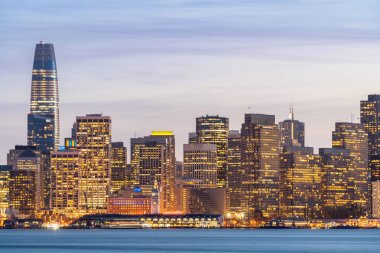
[0,229,379,252]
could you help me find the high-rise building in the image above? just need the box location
[7,146,47,210]
[279,146,322,219]
[0,165,11,223]
[50,150,80,217]
[175,161,183,180]
[7,145,38,168]
[361,94,380,185]
[131,131,176,213]
[183,143,217,188]
[29,42,59,150]
[188,132,197,144]
[13,148,44,211]
[76,114,111,214]
[110,142,127,193]
[319,148,356,218]
[361,95,380,155]
[241,114,281,220]
[226,130,244,214]
[27,114,55,153]
[196,115,229,188]
[279,106,305,148]
[372,181,380,218]
[332,122,370,215]
[9,170,36,217]
[369,155,380,181]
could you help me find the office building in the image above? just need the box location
[110,142,127,193]
[332,122,370,215]
[50,151,80,217]
[0,165,11,223]
[241,113,281,220]
[280,146,322,219]
[29,42,59,150]
[361,94,380,182]
[76,114,111,214]
[372,181,380,218]
[320,148,356,218]
[279,106,305,148]
[226,130,244,213]
[131,131,176,213]
[196,115,229,188]
[27,114,55,153]
[188,132,197,144]
[9,170,36,217]
[183,143,217,188]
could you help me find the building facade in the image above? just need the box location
[183,143,217,188]
[110,142,127,193]
[29,42,59,150]
[373,181,380,218]
[9,170,36,217]
[76,114,111,214]
[27,114,55,153]
[280,146,322,219]
[226,130,244,214]
[50,151,80,217]
[320,148,356,218]
[0,166,11,223]
[332,122,370,216]
[279,106,305,148]
[241,114,281,220]
[131,131,176,213]
[196,115,229,188]
[361,94,380,186]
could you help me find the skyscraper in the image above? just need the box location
[332,122,370,215]
[50,150,80,218]
[319,148,354,218]
[0,165,11,224]
[241,114,281,220]
[76,114,111,214]
[183,143,218,188]
[279,106,305,148]
[361,95,380,157]
[9,170,36,217]
[226,130,244,214]
[110,142,127,193]
[279,146,322,219]
[131,131,176,213]
[196,115,229,188]
[28,42,59,151]
[361,95,380,187]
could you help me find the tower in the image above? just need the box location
[76,114,111,214]
[196,115,229,188]
[279,105,305,148]
[131,131,176,213]
[28,42,59,151]
[241,113,281,220]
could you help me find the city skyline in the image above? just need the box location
[1,0,380,164]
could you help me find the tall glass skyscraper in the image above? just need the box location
[28,42,59,151]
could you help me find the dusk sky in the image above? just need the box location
[1,0,380,163]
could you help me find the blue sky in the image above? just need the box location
[1,0,380,162]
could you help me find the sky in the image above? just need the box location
[0,0,380,163]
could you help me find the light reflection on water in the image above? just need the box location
[0,229,379,252]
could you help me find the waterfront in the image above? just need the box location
[0,229,379,252]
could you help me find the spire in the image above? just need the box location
[289,104,294,121]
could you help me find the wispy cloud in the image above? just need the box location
[0,0,380,162]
